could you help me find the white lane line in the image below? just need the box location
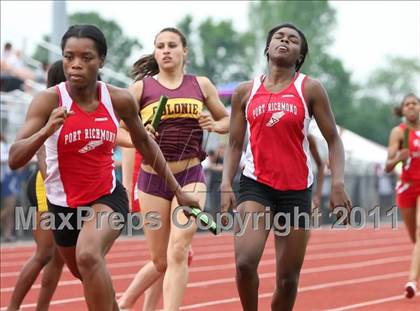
[1,235,407,260]
[0,252,410,298]
[4,271,408,310]
[324,292,420,310]
[0,244,411,291]
[176,271,409,310]
[1,237,410,273]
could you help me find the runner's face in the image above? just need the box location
[154,31,187,71]
[402,96,420,122]
[267,27,302,68]
[62,37,103,87]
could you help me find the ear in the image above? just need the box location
[99,57,105,68]
[297,54,303,65]
[264,46,269,56]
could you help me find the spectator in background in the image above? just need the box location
[113,146,123,182]
[1,43,23,72]
[0,42,35,89]
[202,149,216,182]
[1,133,20,242]
[307,134,326,211]
[1,133,8,185]
[33,61,50,85]
[206,143,225,217]
[374,163,395,219]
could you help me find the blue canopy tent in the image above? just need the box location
[217,82,240,97]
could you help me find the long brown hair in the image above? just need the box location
[131,27,187,81]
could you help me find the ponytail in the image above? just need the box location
[131,54,159,81]
[393,106,403,117]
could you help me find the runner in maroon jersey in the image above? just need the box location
[118,27,229,310]
[221,23,351,311]
[8,24,198,311]
[385,93,420,298]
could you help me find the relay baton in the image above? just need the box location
[151,95,168,130]
[186,206,218,235]
[403,127,409,149]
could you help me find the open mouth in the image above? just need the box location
[406,110,418,117]
[278,46,288,52]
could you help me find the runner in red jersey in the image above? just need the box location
[385,93,420,298]
[121,148,142,212]
[8,24,198,311]
[132,151,142,212]
[221,23,351,311]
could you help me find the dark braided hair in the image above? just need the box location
[47,60,66,87]
[61,24,107,58]
[264,23,308,71]
[394,93,420,117]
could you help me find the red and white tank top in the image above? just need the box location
[243,73,313,191]
[44,82,119,208]
[399,123,420,183]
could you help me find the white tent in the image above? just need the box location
[309,122,388,175]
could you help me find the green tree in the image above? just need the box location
[177,15,200,76]
[32,12,141,85]
[364,56,420,105]
[345,96,396,145]
[70,12,141,74]
[177,15,256,85]
[32,35,50,65]
[349,56,420,145]
[248,1,356,128]
[250,0,336,74]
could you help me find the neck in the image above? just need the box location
[156,67,185,89]
[405,118,420,130]
[67,81,98,104]
[267,63,296,84]
[157,67,184,83]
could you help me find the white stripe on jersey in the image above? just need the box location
[44,83,70,206]
[98,82,119,128]
[294,74,313,187]
[245,75,263,121]
[243,120,257,181]
[302,117,313,187]
[57,82,73,110]
[294,74,310,119]
[243,76,263,180]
